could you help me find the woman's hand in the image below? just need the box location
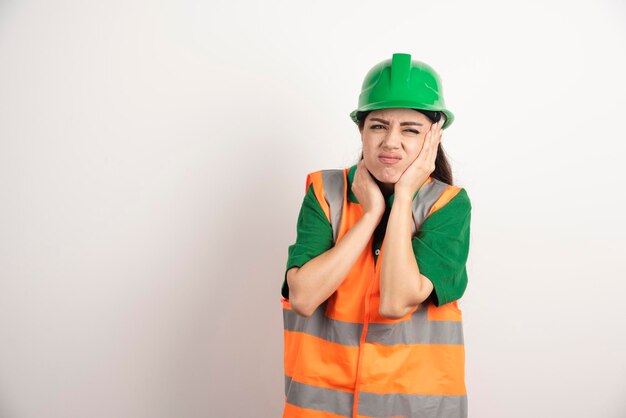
[395,118,444,199]
[352,160,385,221]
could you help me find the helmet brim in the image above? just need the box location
[350,102,454,130]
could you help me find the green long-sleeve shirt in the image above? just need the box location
[282,164,471,307]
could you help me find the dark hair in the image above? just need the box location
[356,109,454,185]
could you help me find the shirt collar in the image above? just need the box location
[347,163,431,207]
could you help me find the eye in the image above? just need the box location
[369,124,385,129]
[405,129,420,134]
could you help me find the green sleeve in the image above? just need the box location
[281,183,334,299]
[412,188,472,307]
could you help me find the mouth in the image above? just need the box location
[378,155,401,165]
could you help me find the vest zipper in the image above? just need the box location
[352,238,383,418]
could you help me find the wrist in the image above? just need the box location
[361,211,382,226]
[393,186,415,201]
[393,193,414,206]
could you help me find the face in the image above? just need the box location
[359,108,435,186]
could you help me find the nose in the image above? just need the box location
[381,125,402,149]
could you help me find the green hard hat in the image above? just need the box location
[350,53,454,130]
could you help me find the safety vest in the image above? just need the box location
[282,167,467,418]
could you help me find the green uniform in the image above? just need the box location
[282,163,471,307]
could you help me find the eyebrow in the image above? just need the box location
[369,117,423,127]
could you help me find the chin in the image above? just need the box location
[372,167,401,184]
[364,159,403,183]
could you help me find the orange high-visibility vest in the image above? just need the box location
[282,167,467,418]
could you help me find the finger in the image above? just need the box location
[431,123,442,160]
[416,121,438,164]
[430,121,441,146]
[425,125,441,163]
[432,121,440,138]
[426,133,438,166]
[435,121,442,144]
[418,131,433,159]
[430,121,442,147]
[422,130,436,161]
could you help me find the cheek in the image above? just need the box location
[408,138,426,156]
[361,138,376,157]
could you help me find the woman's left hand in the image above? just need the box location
[394,119,444,199]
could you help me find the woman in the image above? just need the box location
[281,53,471,418]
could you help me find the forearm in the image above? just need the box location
[287,212,380,317]
[379,194,430,318]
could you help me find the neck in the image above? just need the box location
[375,178,394,198]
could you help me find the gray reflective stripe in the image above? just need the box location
[284,375,354,417]
[321,169,345,244]
[283,377,467,418]
[319,169,451,240]
[358,392,467,418]
[283,300,363,346]
[283,300,463,346]
[412,178,450,235]
[366,302,464,345]
[358,390,467,418]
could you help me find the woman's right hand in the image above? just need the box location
[352,160,385,222]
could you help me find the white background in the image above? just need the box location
[1,0,625,417]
